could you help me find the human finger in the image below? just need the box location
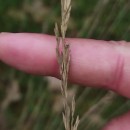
[0,33,130,98]
[102,111,130,130]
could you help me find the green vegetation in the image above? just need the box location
[0,0,130,130]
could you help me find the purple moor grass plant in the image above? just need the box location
[54,0,80,130]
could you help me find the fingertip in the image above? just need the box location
[102,112,130,130]
[0,33,59,76]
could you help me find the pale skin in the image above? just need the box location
[0,33,130,130]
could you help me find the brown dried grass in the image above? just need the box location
[54,0,79,130]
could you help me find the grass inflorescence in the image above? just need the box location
[54,0,80,130]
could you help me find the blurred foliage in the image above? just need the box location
[0,0,130,130]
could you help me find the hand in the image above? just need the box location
[0,33,130,130]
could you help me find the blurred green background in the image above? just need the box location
[0,0,130,130]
